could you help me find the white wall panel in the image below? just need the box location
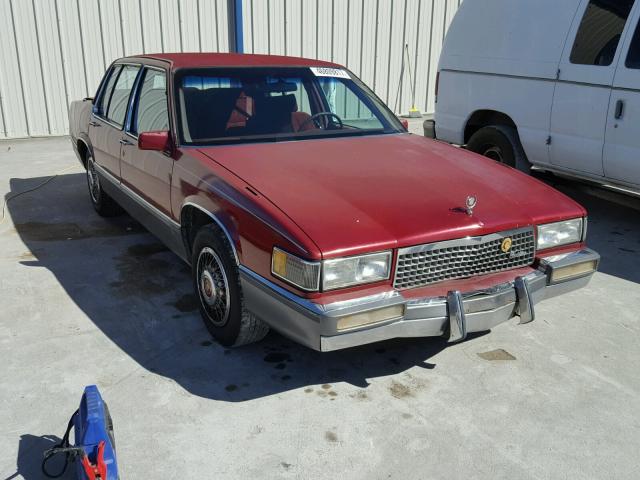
[0,0,232,139]
[0,0,459,139]
[242,0,461,116]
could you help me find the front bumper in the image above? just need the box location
[240,248,599,352]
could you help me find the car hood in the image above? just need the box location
[198,134,585,257]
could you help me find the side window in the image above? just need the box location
[133,69,169,135]
[106,65,140,127]
[96,66,121,117]
[626,20,640,68]
[570,0,635,66]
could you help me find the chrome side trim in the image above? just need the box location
[181,201,240,265]
[447,290,467,342]
[398,226,534,255]
[94,163,180,229]
[514,276,535,324]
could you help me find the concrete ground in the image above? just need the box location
[1,133,639,480]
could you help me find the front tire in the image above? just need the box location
[192,225,269,347]
[466,125,531,173]
[86,153,123,217]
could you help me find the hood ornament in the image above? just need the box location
[465,195,477,216]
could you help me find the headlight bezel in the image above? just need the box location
[536,217,586,251]
[270,248,393,292]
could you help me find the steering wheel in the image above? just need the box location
[297,112,344,131]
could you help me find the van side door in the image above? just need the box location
[603,9,640,188]
[549,0,636,176]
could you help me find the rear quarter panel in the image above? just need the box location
[435,70,555,166]
[68,99,93,159]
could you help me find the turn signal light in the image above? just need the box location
[336,305,405,331]
[550,260,597,283]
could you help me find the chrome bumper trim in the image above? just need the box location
[240,248,600,352]
[447,291,467,343]
[514,276,535,324]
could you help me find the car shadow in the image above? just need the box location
[3,434,73,480]
[5,173,447,403]
[6,172,637,403]
[535,172,640,284]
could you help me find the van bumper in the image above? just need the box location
[423,118,436,139]
[239,249,599,352]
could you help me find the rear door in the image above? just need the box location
[89,64,141,179]
[120,66,173,216]
[603,7,640,187]
[549,0,636,176]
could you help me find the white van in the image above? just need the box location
[428,0,640,195]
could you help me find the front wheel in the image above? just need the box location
[86,153,123,217]
[192,225,269,347]
[466,125,531,173]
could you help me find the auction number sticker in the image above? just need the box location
[310,67,351,79]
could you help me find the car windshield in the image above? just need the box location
[174,66,404,145]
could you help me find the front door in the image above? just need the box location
[89,64,141,180]
[549,0,636,176]
[120,66,174,217]
[604,12,640,187]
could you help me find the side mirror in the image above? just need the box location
[400,119,409,131]
[138,131,171,152]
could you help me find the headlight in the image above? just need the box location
[536,218,585,250]
[322,251,391,290]
[271,248,392,291]
[271,247,321,291]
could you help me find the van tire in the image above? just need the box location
[192,224,269,347]
[466,125,531,173]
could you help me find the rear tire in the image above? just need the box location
[86,153,123,217]
[466,125,531,173]
[192,224,269,347]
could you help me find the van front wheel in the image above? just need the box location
[466,125,531,173]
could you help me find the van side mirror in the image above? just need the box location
[138,131,171,152]
[400,119,409,131]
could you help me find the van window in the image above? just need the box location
[626,20,640,68]
[570,0,635,66]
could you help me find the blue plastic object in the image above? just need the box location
[74,385,119,480]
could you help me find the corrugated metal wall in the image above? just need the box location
[0,0,230,139]
[0,0,461,139]
[242,0,462,118]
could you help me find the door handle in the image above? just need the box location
[89,121,101,127]
[615,99,625,120]
[119,138,133,146]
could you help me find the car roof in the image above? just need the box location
[126,52,343,70]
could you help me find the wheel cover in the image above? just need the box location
[87,156,101,203]
[482,146,504,163]
[196,247,231,327]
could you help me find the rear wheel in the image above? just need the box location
[192,224,269,347]
[86,153,123,217]
[466,125,531,173]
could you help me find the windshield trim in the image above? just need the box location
[172,66,404,147]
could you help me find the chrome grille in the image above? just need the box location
[394,227,535,289]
